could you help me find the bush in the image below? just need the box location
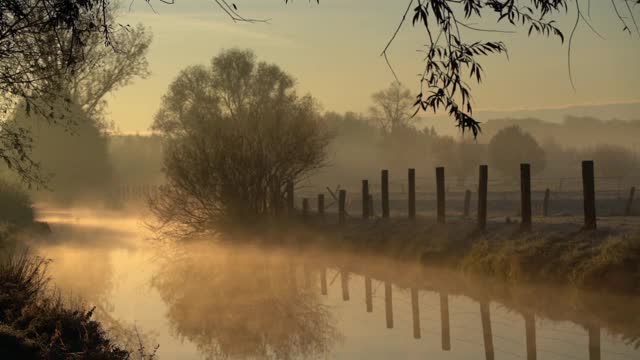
[488,125,546,178]
[0,247,152,359]
[584,144,638,178]
[150,49,332,236]
[0,180,34,227]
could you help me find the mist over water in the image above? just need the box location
[26,206,639,359]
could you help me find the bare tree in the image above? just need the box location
[150,49,332,237]
[369,82,414,135]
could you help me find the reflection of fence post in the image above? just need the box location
[463,190,471,218]
[521,164,532,230]
[381,170,390,218]
[320,268,327,295]
[478,165,488,230]
[385,282,394,329]
[341,271,350,301]
[317,194,325,219]
[411,288,421,339]
[362,180,370,219]
[287,181,294,217]
[440,292,451,351]
[543,189,550,217]
[339,190,346,225]
[524,313,537,360]
[582,161,597,229]
[480,302,495,360]
[408,168,416,219]
[588,326,601,360]
[365,277,373,313]
[625,186,636,216]
[436,167,446,224]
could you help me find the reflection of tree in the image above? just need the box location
[152,243,340,359]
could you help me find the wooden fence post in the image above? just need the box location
[520,163,532,230]
[582,161,597,230]
[625,186,636,216]
[543,189,550,217]
[480,301,495,360]
[588,326,601,360]
[411,288,421,339]
[287,181,294,217]
[341,271,349,301]
[317,194,325,219]
[408,168,416,219]
[385,281,394,329]
[362,180,370,219]
[440,292,451,351]
[339,190,346,225]
[463,190,471,218]
[524,313,537,360]
[478,165,488,230]
[320,268,327,295]
[436,167,446,224]
[381,169,390,218]
[365,277,372,313]
[368,194,375,218]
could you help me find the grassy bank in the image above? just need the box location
[0,246,155,359]
[287,216,640,294]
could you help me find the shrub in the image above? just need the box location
[0,180,34,227]
[488,125,546,178]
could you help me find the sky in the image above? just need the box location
[107,0,640,134]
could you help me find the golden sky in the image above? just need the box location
[107,0,640,133]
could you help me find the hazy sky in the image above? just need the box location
[108,0,640,133]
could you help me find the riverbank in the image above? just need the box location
[284,215,640,294]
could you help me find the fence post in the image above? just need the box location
[480,302,495,360]
[582,161,597,230]
[368,194,375,218]
[478,165,488,230]
[302,198,309,219]
[440,292,451,351]
[463,190,471,218]
[436,167,446,224]
[340,271,350,301]
[287,181,294,217]
[317,194,325,219]
[385,281,394,328]
[625,186,636,216]
[365,277,372,313]
[339,190,346,225]
[543,189,550,217]
[588,326,601,360]
[411,288,421,339]
[520,163,532,230]
[408,168,416,219]
[362,180,370,219]
[320,268,327,295]
[524,313,537,360]
[382,170,390,218]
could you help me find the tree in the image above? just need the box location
[150,49,332,236]
[488,126,546,178]
[369,82,414,135]
[585,145,638,178]
[0,1,117,184]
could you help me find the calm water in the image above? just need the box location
[33,207,640,360]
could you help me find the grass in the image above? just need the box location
[0,246,157,359]
[459,233,640,292]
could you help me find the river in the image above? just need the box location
[31,207,639,360]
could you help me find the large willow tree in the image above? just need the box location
[150,49,332,236]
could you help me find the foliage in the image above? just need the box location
[0,179,34,227]
[0,1,150,185]
[0,247,156,359]
[432,136,486,182]
[151,49,332,236]
[488,125,546,178]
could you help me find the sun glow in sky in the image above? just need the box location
[108,0,640,133]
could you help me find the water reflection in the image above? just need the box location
[151,243,341,359]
